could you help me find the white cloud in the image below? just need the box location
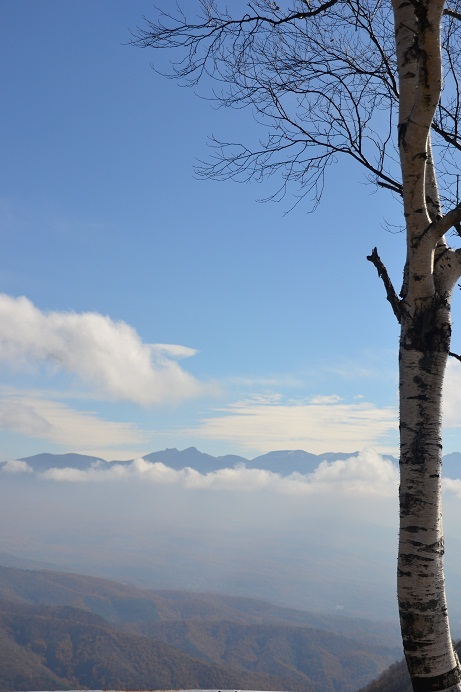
[0,395,53,437]
[443,359,461,428]
[185,395,398,456]
[39,449,398,497]
[0,293,206,405]
[305,448,398,496]
[153,344,198,359]
[0,395,147,455]
[443,477,461,497]
[309,394,342,405]
[1,459,33,474]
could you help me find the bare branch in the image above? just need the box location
[133,1,402,208]
[433,203,461,237]
[133,2,461,211]
[444,8,461,21]
[367,247,402,323]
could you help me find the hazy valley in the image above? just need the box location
[3,447,461,622]
[0,562,401,691]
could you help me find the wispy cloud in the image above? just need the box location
[0,394,147,456]
[319,353,398,386]
[36,448,399,497]
[0,293,208,405]
[184,395,398,456]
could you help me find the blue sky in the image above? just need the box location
[1,0,461,461]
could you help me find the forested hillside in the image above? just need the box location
[359,657,412,692]
[0,564,401,691]
[0,601,286,692]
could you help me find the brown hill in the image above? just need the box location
[359,656,411,692]
[0,564,402,691]
[0,601,291,692]
[0,563,400,642]
[129,619,399,691]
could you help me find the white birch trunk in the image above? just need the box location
[392,0,461,688]
[399,301,461,690]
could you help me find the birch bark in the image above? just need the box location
[393,0,461,688]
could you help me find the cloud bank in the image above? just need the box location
[0,293,205,405]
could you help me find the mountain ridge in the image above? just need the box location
[0,446,403,476]
[6,446,460,478]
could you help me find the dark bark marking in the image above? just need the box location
[400,553,435,564]
[401,598,448,619]
[411,665,461,691]
[401,295,451,358]
[413,374,429,389]
[398,569,412,577]
[400,492,430,518]
[399,121,408,147]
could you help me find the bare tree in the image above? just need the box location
[134,1,461,688]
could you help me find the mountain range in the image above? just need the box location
[3,446,371,474]
[4,446,461,478]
